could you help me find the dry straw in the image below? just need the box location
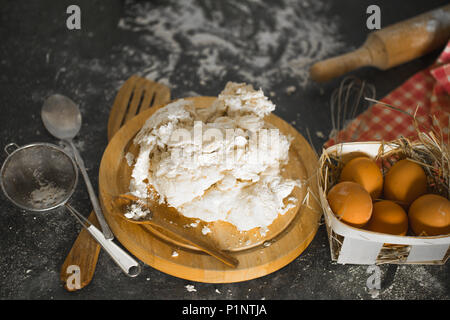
[364,97,449,200]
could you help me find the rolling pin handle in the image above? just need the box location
[310,46,373,83]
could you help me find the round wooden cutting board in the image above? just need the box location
[98,96,322,283]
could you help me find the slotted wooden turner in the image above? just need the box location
[107,76,171,141]
[61,75,170,291]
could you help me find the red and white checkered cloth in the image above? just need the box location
[325,40,450,148]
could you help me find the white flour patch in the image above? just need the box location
[124,201,151,220]
[185,284,197,292]
[29,183,66,209]
[285,86,297,95]
[125,152,135,167]
[201,226,211,235]
[29,169,67,209]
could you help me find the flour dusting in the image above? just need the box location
[118,0,346,89]
[28,169,66,209]
[185,284,197,292]
[29,183,66,209]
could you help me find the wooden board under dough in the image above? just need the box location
[98,96,322,283]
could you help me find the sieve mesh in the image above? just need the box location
[1,143,78,211]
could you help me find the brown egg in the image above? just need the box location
[408,194,450,236]
[339,152,372,164]
[365,200,408,236]
[384,159,427,207]
[340,156,383,199]
[327,181,373,228]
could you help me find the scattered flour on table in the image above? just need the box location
[185,284,197,292]
[285,86,296,95]
[316,131,325,138]
[118,0,346,89]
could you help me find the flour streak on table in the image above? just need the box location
[118,0,346,91]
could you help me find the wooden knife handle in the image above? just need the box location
[60,211,101,291]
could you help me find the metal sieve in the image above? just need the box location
[1,142,78,211]
[0,142,141,277]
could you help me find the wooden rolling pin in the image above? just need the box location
[310,4,450,82]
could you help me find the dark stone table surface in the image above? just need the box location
[0,0,448,300]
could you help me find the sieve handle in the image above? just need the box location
[65,204,141,277]
[68,140,114,240]
[84,225,141,277]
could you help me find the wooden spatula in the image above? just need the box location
[60,75,171,291]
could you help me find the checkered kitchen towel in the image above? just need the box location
[325,40,450,148]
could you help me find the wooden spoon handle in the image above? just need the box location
[60,211,100,291]
[147,216,239,268]
[116,194,239,268]
[60,77,171,291]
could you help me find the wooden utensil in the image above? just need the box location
[60,75,171,291]
[114,194,239,268]
[98,97,322,283]
[310,4,450,82]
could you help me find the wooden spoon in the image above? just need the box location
[114,194,239,268]
[60,75,171,291]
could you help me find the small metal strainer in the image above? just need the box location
[0,142,140,277]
